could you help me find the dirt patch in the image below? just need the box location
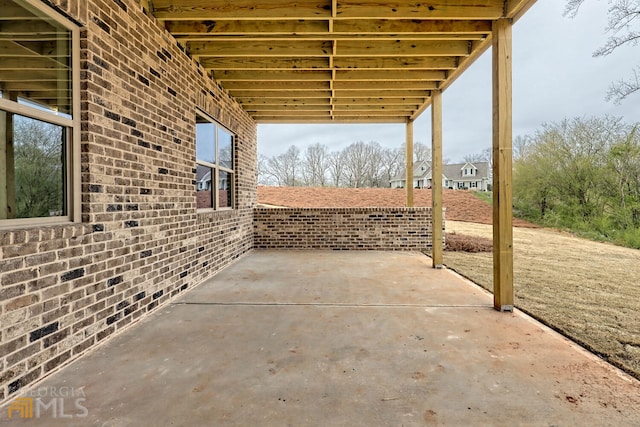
[445,232,493,252]
[257,186,537,228]
[444,220,640,380]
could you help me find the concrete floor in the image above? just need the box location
[3,250,640,426]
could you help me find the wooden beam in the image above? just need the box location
[254,117,407,124]
[151,0,537,126]
[333,57,458,70]
[506,0,538,20]
[332,110,414,116]
[165,19,328,35]
[411,35,491,121]
[335,70,446,81]
[188,40,333,57]
[229,90,332,98]
[165,18,492,36]
[406,119,414,207]
[245,104,331,112]
[335,40,470,57]
[333,19,492,34]
[152,0,332,20]
[223,81,329,90]
[333,89,430,98]
[333,97,426,105]
[213,70,332,82]
[431,90,444,268]
[175,33,486,42]
[250,109,332,116]
[205,57,458,72]
[492,18,514,312]
[333,104,418,111]
[201,57,330,70]
[236,97,331,106]
[336,0,504,19]
[332,81,438,90]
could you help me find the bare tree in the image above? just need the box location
[263,145,300,186]
[463,147,492,164]
[327,150,346,187]
[367,142,386,187]
[565,0,640,103]
[513,135,534,161]
[463,152,487,163]
[302,143,329,187]
[342,141,384,187]
[257,154,273,185]
[380,147,404,187]
[413,141,432,162]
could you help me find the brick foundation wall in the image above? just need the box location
[0,0,256,403]
[254,207,439,250]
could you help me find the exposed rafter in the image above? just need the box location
[149,0,538,123]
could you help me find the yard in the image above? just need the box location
[444,220,640,380]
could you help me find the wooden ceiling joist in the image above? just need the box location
[235,97,332,106]
[152,0,333,20]
[150,0,537,123]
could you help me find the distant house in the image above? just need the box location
[390,161,491,191]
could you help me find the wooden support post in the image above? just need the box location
[492,18,514,312]
[0,109,7,219]
[431,90,444,268]
[405,119,414,207]
[0,92,15,219]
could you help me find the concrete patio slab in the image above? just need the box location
[2,251,640,426]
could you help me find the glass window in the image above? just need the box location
[218,128,233,169]
[218,170,232,208]
[195,120,216,164]
[195,113,234,210]
[0,0,78,224]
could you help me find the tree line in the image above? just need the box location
[513,116,640,247]
[259,140,492,188]
[258,141,434,188]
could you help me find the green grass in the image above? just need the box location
[471,190,492,204]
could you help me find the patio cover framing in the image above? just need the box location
[146,0,538,311]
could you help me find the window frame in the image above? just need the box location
[195,110,235,212]
[0,0,81,228]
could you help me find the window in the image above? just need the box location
[196,113,234,210]
[0,0,79,226]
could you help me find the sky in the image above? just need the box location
[257,0,639,162]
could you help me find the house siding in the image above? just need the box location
[0,0,257,402]
[254,207,440,251]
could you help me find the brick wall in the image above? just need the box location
[254,207,440,250]
[0,0,257,403]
